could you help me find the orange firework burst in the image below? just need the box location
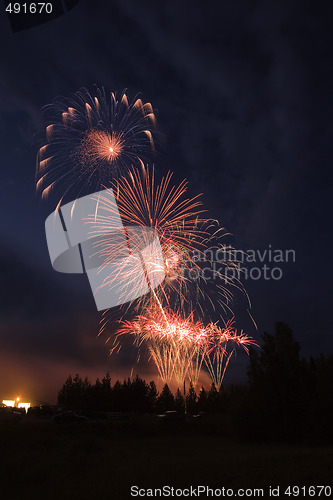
[116,309,257,388]
[83,165,253,386]
[116,308,207,382]
[78,130,124,166]
[36,87,157,206]
[88,164,246,332]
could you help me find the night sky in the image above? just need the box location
[0,0,332,403]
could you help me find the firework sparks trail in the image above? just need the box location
[36,87,157,207]
[203,319,258,390]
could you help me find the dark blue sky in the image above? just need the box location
[0,0,332,402]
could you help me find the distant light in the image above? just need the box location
[16,397,20,401]
[18,402,30,412]
[2,400,15,407]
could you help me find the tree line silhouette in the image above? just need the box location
[57,322,333,444]
[57,372,218,415]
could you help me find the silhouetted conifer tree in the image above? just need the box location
[156,384,175,413]
[207,383,219,413]
[174,388,185,412]
[197,387,208,412]
[147,381,158,412]
[247,322,307,441]
[185,383,197,414]
[57,375,74,408]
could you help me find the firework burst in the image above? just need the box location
[116,309,257,388]
[116,308,206,383]
[36,87,157,206]
[88,164,247,334]
[78,130,125,166]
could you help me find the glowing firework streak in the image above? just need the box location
[36,87,157,206]
[203,320,258,390]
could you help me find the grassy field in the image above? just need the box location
[0,417,332,499]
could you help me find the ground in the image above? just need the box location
[0,418,332,499]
